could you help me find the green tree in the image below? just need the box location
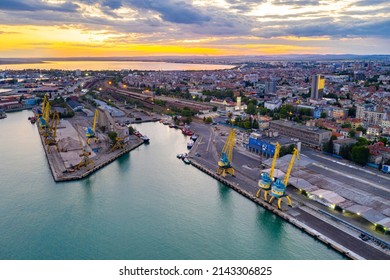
[246,103,257,115]
[252,120,259,129]
[320,112,327,118]
[356,137,369,146]
[341,122,352,128]
[128,126,135,135]
[356,125,367,134]
[378,137,388,146]
[212,106,218,112]
[351,146,369,165]
[349,129,356,138]
[339,145,352,160]
[204,117,213,124]
[108,131,118,143]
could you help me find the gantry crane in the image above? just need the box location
[86,109,99,144]
[256,142,280,200]
[269,147,299,210]
[216,129,235,177]
[45,111,60,153]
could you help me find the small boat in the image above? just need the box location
[30,117,37,124]
[183,157,191,164]
[0,109,6,119]
[187,140,194,149]
[177,154,183,159]
[141,135,150,143]
[190,135,198,141]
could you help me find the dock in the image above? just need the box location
[186,122,390,260]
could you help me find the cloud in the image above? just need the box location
[126,0,211,24]
[354,0,389,6]
[0,0,79,12]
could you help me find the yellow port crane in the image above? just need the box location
[256,142,280,200]
[86,109,99,144]
[111,137,125,152]
[75,148,95,170]
[45,111,60,153]
[269,148,299,210]
[216,128,235,177]
[40,102,51,138]
[74,134,95,170]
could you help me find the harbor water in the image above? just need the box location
[0,111,344,260]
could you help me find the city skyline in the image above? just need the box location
[0,0,389,57]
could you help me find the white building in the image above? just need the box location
[264,99,282,110]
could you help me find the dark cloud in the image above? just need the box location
[126,0,211,24]
[0,0,79,12]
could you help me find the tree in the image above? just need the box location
[252,120,259,129]
[204,117,213,124]
[246,103,257,115]
[351,146,369,165]
[212,106,218,112]
[128,126,135,135]
[339,145,352,160]
[348,129,356,138]
[356,125,367,134]
[356,137,369,146]
[378,137,388,146]
[108,131,118,143]
[341,122,352,128]
[320,112,327,118]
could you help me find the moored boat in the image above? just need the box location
[187,140,194,149]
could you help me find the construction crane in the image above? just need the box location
[45,111,60,153]
[86,109,99,144]
[256,142,280,200]
[216,128,235,177]
[269,148,299,210]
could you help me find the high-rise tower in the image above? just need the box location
[311,74,325,99]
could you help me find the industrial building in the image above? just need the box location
[246,130,300,157]
[269,120,332,148]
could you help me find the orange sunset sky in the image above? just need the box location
[0,0,389,57]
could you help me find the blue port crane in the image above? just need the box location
[269,147,299,210]
[256,142,280,200]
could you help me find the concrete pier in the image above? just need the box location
[39,131,144,182]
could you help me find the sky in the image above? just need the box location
[0,0,389,57]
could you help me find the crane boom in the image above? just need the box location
[283,148,299,186]
[269,143,280,179]
[92,109,98,132]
